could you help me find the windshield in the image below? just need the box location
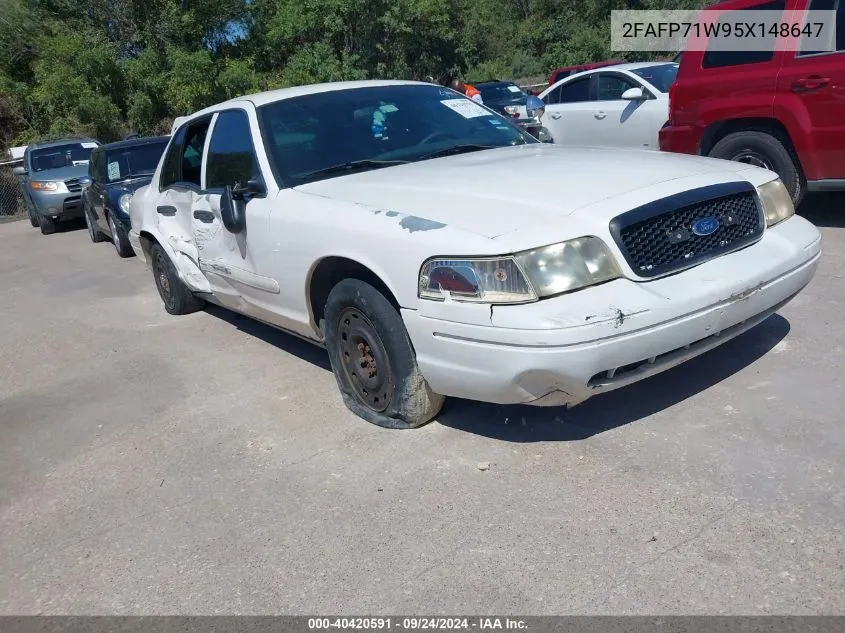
[104,141,168,183]
[631,64,678,93]
[476,83,526,103]
[30,143,96,172]
[258,84,534,187]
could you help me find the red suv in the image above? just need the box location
[659,0,845,204]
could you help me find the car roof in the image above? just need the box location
[592,61,676,72]
[94,136,170,153]
[28,137,99,150]
[188,80,428,119]
[473,80,517,87]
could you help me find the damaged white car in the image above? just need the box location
[129,80,821,428]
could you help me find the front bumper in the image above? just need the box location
[402,215,821,407]
[658,123,700,154]
[29,189,84,221]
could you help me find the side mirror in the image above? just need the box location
[220,179,265,234]
[621,87,645,101]
[12,166,26,176]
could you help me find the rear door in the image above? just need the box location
[541,75,596,145]
[153,118,212,271]
[776,0,845,179]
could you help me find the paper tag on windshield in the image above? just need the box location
[81,142,98,149]
[107,161,121,180]
[507,85,521,93]
[441,99,489,119]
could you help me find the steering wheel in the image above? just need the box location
[417,131,457,146]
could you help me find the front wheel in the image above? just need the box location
[323,278,444,429]
[39,215,55,235]
[28,206,38,227]
[708,130,804,206]
[149,243,205,315]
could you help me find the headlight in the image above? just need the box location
[515,237,621,296]
[757,179,794,227]
[119,192,133,215]
[419,237,621,304]
[31,181,65,192]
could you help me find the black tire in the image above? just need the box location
[108,212,134,258]
[323,278,444,429]
[39,215,55,235]
[149,243,205,315]
[708,130,804,206]
[84,204,106,243]
[28,206,38,227]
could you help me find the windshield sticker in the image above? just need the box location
[507,85,522,93]
[107,161,121,180]
[441,99,489,119]
[81,142,98,149]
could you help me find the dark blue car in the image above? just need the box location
[82,135,169,257]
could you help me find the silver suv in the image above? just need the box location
[18,137,99,234]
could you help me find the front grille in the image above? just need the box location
[609,182,764,278]
[65,178,82,192]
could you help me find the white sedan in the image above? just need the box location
[129,80,820,429]
[539,62,677,150]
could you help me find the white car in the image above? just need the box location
[539,62,677,150]
[129,80,820,429]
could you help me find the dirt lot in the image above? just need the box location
[0,196,843,615]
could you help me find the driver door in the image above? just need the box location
[192,107,279,320]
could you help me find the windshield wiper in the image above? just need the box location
[416,143,518,161]
[296,158,409,180]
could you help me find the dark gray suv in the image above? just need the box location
[18,137,100,234]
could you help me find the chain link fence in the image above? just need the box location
[0,161,27,218]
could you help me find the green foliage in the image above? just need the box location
[0,0,708,148]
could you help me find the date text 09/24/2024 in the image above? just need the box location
[307,618,527,630]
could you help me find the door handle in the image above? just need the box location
[156,205,176,216]
[791,76,830,93]
[550,112,562,120]
[594,111,607,120]
[193,210,214,223]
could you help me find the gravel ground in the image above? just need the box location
[0,195,843,615]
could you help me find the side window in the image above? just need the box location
[702,0,785,68]
[160,125,188,189]
[558,77,593,103]
[206,110,261,190]
[799,0,845,54]
[597,74,638,100]
[180,121,209,187]
[543,84,562,105]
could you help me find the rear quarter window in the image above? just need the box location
[701,0,786,68]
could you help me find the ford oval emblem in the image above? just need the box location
[691,216,720,236]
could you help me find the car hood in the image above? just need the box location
[294,144,771,243]
[108,174,154,194]
[27,164,90,182]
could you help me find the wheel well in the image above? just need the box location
[138,230,159,261]
[700,118,797,158]
[308,257,400,332]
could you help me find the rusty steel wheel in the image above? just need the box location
[149,243,204,315]
[323,278,444,429]
[336,307,393,412]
